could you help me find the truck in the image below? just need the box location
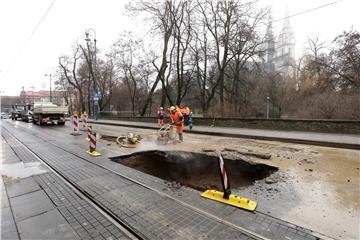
[21,109,33,122]
[11,104,26,120]
[32,102,68,126]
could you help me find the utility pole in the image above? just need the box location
[266,96,270,119]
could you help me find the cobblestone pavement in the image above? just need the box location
[1,126,133,240]
[1,120,325,240]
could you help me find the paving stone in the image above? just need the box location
[1,231,20,240]
[10,190,54,222]
[5,177,40,198]
[17,209,80,240]
[10,145,38,163]
[34,173,132,240]
[1,207,18,234]
[1,189,10,208]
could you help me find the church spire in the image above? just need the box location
[264,12,275,71]
[277,5,295,68]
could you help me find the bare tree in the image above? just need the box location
[97,56,116,111]
[113,34,143,115]
[226,2,268,114]
[53,70,74,113]
[190,20,209,112]
[129,1,175,116]
[170,0,194,105]
[196,0,237,111]
[58,45,86,112]
[307,35,326,59]
[328,29,360,89]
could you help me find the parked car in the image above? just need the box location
[1,112,11,119]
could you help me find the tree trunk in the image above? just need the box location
[140,30,171,116]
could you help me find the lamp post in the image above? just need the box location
[44,74,52,102]
[85,28,98,120]
[266,96,270,119]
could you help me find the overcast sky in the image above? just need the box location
[0,0,358,96]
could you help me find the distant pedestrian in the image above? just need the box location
[157,107,165,126]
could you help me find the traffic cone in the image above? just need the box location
[80,112,88,131]
[86,125,92,141]
[70,111,82,136]
[87,126,101,156]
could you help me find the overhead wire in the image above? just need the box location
[3,0,56,79]
[272,0,343,23]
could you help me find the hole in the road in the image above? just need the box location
[100,135,118,141]
[111,151,278,191]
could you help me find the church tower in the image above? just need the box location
[264,6,296,77]
[264,14,275,72]
[274,7,296,75]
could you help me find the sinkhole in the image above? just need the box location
[111,150,278,191]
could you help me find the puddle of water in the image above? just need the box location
[111,150,278,191]
[0,162,48,179]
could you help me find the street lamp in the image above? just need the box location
[266,96,270,119]
[44,74,52,102]
[85,28,98,119]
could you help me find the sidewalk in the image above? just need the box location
[0,132,133,240]
[88,119,360,149]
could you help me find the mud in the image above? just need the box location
[112,150,278,191]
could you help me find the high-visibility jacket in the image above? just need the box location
[170,110,184,125]
[179,107,190,116]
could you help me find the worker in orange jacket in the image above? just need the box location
[169,106,184,142]
[179,106,192,130]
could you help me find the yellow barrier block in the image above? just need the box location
[86,150,102,157]
[201,189,257,211]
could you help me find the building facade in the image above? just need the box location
[1,90,69,113]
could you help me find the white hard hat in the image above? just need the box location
[160,107,163,110]
[169,106,176,111]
